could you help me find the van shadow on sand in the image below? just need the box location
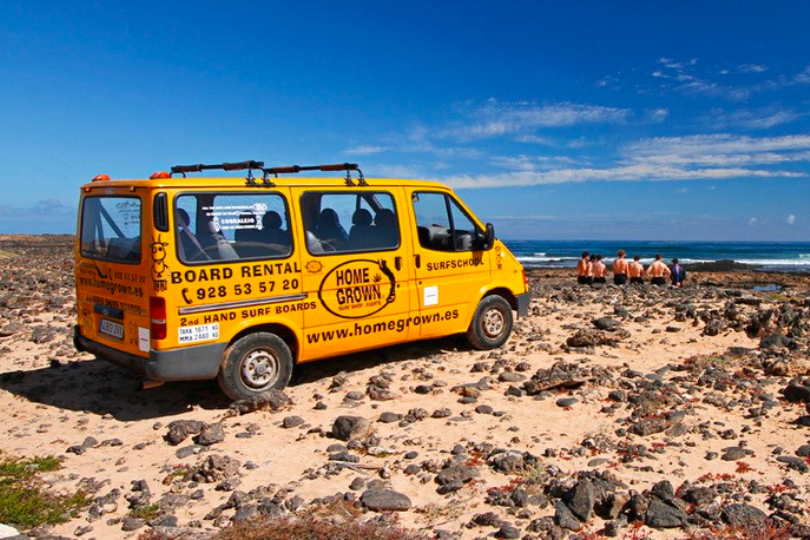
[0,357,230,421]
[290,334,472,386]
[0,336,471,421]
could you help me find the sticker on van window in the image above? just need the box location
[178,323,220,344]
[318,259,396,319]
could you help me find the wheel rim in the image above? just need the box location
[241,348,280,389]
[482,308,505,338]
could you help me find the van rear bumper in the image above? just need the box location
[516,292,531,317]
[74,326,224,382]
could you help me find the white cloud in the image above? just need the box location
[647,59,810,101]
[646,108,669,123]
[702,107,802,130]
[345,145,387,156]
[443,100,631,141]
[623,134,810,166]
[749,218,758,226]
[787,214,796,225]
[738,64,768,74]
[443,164,801,189]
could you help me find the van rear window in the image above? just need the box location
[79,196,142,264]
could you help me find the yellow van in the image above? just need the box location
[74,162,530,400]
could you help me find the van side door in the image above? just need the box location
[298,188,414,360]
[408,189,491,338]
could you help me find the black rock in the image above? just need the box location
[721,447,748,461]
[722,503,767,529]
[781,384,810,403]
[556,397,579,408]
[554,500,581,530]
[498,371,526,384]
[165,420,205,446]
[282,416,305,428]
[195,423,225,446]
[593,317,621,331]
[760,334,792,350]
[682,486,716,506]
[649,480,675,503]
[435,464,480,490]
[378,412,401,423]
[360,489,411,512]
[629,417,669,436]
[564,478,595,521]
[776,456,810,473]
[331,415,371,441]
[229,390,292,415]
[495,524,521,539]
[645,499,687,529]
[472,511,502,527]
[120,517,145,531]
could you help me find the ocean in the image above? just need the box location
[506,240,810,272]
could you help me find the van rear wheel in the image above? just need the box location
[467,295,513,350]
[218,332,293,401]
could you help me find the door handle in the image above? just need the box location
[414,254,421,269]
[394,256,402,271]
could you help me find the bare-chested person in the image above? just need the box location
[629,255,645,284]
[576,251,590,285]
[612,250,628,285]
[646,253,671,286]
[593,255,607,284]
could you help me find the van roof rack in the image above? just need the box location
[169,161,365,187]
[264,163,365,186]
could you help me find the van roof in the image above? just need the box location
[80,176,453,192]
[83,161,455,192]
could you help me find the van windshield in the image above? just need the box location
[80,196,142,264]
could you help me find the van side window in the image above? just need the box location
[79,196,142,263]
[301,191,399,254]
[413,192,481,252]
[175,193,292,263]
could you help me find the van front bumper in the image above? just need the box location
[516,292,531,317]
[74,326,224,382]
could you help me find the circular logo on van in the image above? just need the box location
[318,259,396,319]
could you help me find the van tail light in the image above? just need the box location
[150,296,167,340]
[522,269,529,293]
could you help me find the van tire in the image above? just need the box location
[218,332,293,401]
[466,295,513,350]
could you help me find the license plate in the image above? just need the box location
[99,319,124,340]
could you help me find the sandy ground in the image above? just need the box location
[1,237,809,539]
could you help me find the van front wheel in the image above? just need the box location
[467,295,513,350]
[218,332,293,401]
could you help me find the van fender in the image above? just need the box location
[472,285,528,318]
[223,317,302,364]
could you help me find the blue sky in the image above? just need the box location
[1,1,809,241]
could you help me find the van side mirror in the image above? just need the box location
[484,223,495,250]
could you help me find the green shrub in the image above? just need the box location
[0,454,88,529]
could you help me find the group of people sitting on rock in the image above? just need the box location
[577,250,686,288]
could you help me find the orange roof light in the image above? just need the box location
[150,171,171,179]
[92,174,111,182]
